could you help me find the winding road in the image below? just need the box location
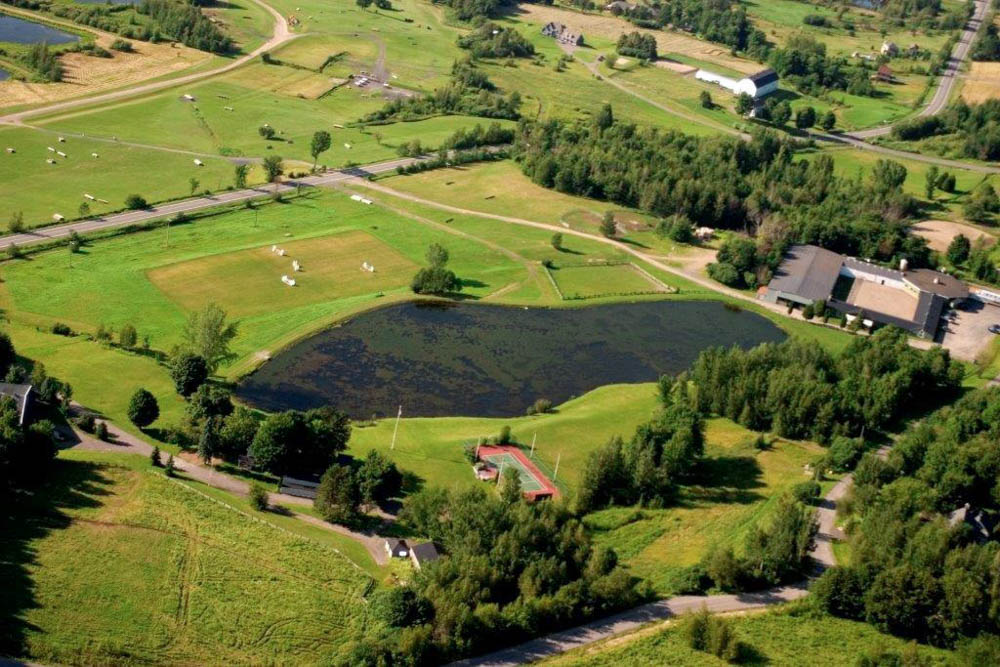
[0,0,299,126]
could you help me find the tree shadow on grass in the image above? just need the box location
[0,459,116,659]
[677,455,766,505]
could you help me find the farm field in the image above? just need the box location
[586,418,826,595]
[347,383,661,495]
[745,0,956,58]
[148,231,419,318]
[961,61,1000,103]
[513,3,759,74]
[0,189,526,355]
[539,604,951,666]
[0,125,247,227]
[34,68,507,166]
[0,449,373,665]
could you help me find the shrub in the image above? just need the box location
[248,482,269,510]
[76,412,96,433]
[125,194,148,210]
[151,445,162,467]
[527,398,553,415]
[51,322,73,336]
[119,323,138,349]
[792,480,821,503]
[170,352,209,397]
[127,388,160,428]
[165,453,176,477]
[828,436,864,472]
[110,38,133,52]
[95,421,109,441]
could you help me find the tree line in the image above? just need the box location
[456,22,534,59]
[813,386,1000,654]
[891,99,1000,161]
[513,110,926,289]
[360,60,520,124]
[138,0,234,53]
[617,0,768,59]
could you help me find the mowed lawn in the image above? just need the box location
[0,125,244,227]
[539,605,950,666]
[347,383,661,495]
[1,450,373,665]
[586,418,825,595]
[551,263,665,299]
[1,190,528,391]
[148,231,418,318]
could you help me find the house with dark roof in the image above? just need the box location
[384,538,409,559]
[541,22,584,46]
[409,542,441,570]
[761,244,969,338]
[0,383,34,426]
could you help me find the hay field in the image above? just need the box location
[514,4,760,74]
[148,231,419,318]
[962,62,1000,103]
[1,452,372,665]
[0,125,242,226]
[0,34,211,109]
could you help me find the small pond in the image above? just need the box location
[237,300,786,419]
[0,68,8,81]
[0,15,80,45]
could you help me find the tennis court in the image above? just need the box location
[477,445,559,500]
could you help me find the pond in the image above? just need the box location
[0,15,80,45]
[237,300,786,419]
[0,68,8,81]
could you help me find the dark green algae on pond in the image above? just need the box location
[237,300,786,419]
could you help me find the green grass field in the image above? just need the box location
[1,449,373,665]
[539,604,950,665]
[348,383,661,494]
[586,418,825,595]
[148,230,419,318]
[551,263,665,299]
[0,125,247,227]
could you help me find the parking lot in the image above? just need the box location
[938,299,1000,361]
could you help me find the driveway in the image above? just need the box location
[939,298,1000,361]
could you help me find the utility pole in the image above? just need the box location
[553,452,561,481]
[530,432,536,458]
[389,405,402,450]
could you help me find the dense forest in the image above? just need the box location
[346,482,642,664]
[813,387,1000,654]
[689,329,962,442]
[891,99,1000,161]
[514,112,926,288]
[360,60,521,123]
[456,22,534,59]
[616,32,657,61]
[767,34,875,97]
[617,0,768,58]
[138,0,233,53]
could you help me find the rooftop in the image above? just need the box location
[768,244,843,302]
[745,68,778,86]
[905,268,970,300]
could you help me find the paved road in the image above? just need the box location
[0,156,423,248]
[454,476,851,666]
[849,0,989,140]
[67,409,391,566]
[0,0,297,126]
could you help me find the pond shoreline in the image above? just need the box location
[236,299,786,419]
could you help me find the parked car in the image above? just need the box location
[989,324,1000,334]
